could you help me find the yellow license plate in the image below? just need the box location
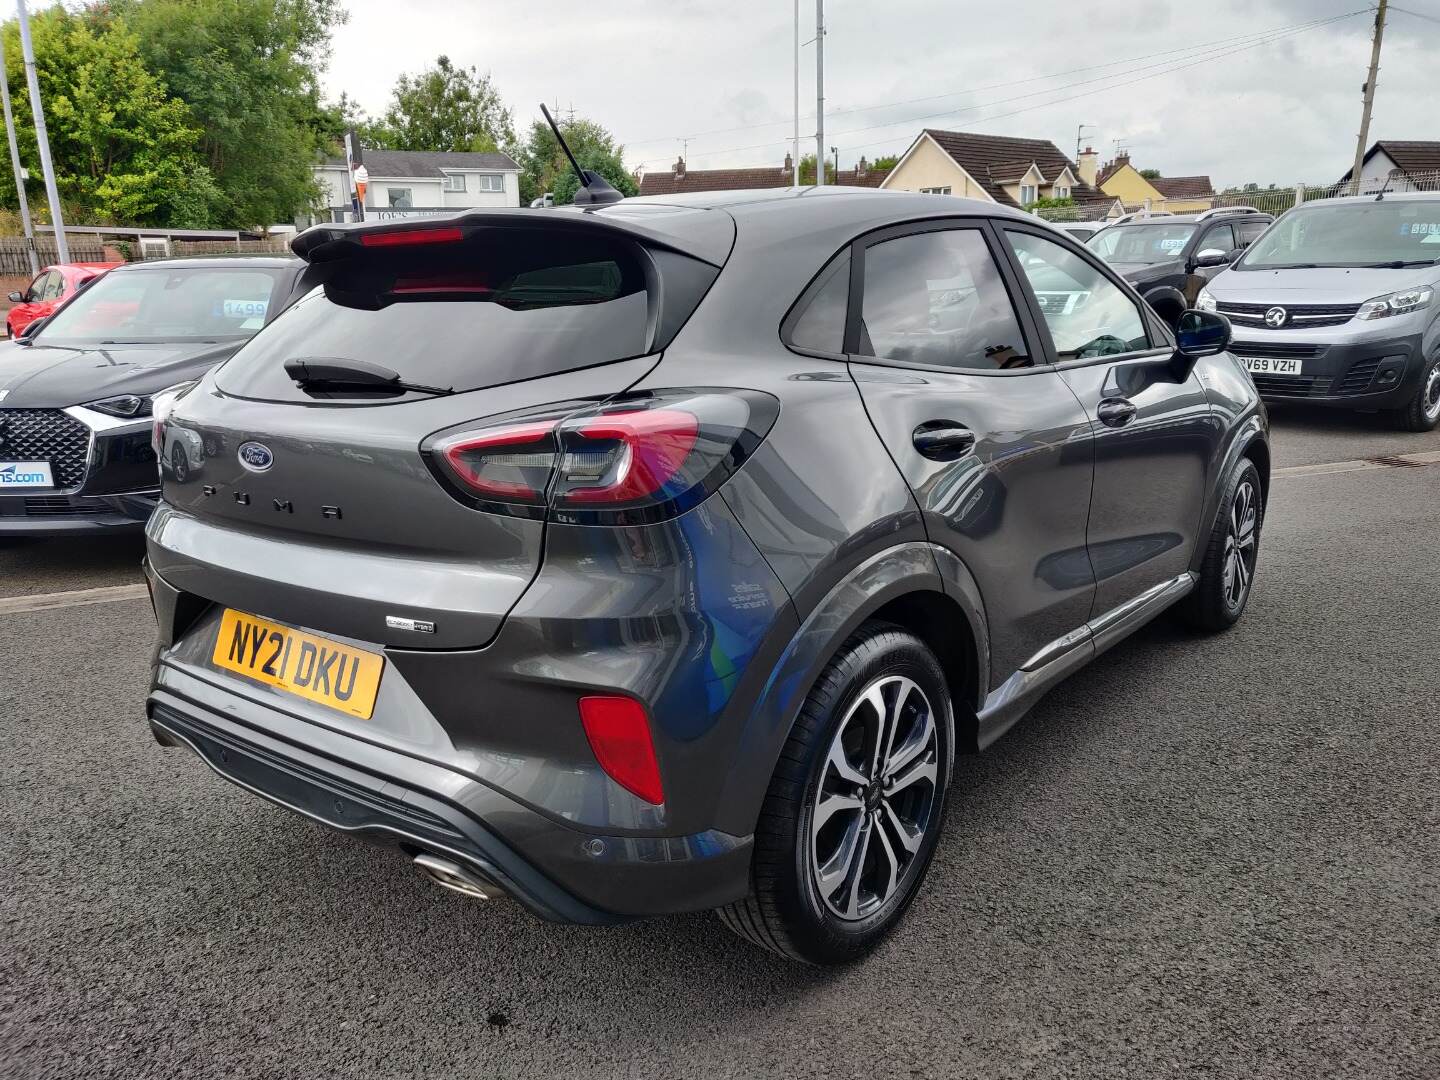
[212,609,385,719]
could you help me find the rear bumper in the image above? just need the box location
[1234,333,1427,409]
[146,663,755,923]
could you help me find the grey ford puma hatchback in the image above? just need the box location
[144,189,1269,964]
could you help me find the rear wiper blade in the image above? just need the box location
[283,357,454,396]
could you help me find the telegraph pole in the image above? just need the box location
[1351,0,1388,194]
[792,0,800,189]
[0,40,38,274]
[15,0,66,263]
[814,0,824,186]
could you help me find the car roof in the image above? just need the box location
[108,254,301,271]
[1291,191,1440,207]
[1107,211,1273,226]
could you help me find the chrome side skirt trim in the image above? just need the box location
[978,572,1197,750]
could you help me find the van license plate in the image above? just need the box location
[1240,357,1301,375]
[212,609,384,719]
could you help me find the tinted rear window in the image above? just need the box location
[217,229,692,399]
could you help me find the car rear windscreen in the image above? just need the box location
[215,228,698,399]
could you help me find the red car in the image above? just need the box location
[6,262,122,338]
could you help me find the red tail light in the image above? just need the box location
[360,226,464,248]
[436,420,558,505]
[579,696,664,804]
[424,390,779,523]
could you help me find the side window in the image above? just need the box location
[25,272,51,302]
[44,274,66,300]
[786,249,850,355]
[1005,230,1150,360]
[858,229,1031,371]
[1236,219,1268,247]
[1200,223,1236,254]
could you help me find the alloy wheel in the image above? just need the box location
[1222,479,1259,610]
[810,675,939,922]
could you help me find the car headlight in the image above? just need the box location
[1196,287,1218,313]
[150,381,198,458]
[1357,285,1434,320]
[86,394,153,419]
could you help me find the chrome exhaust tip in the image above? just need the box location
[413,853,494,901]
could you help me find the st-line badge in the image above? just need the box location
[385,615,436,634]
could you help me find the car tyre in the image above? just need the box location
[1389,355,1440,433]
[1177,456,1264,632]
[717,622,954,964]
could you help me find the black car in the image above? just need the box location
[144,191,1269,964]
[0,256,304,536]
[1087,207,1273,326]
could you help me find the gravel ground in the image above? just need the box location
[1,410,1437,1080]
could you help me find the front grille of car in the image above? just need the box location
[1335,357,1382,395]
[1248,374,1333,398]
[1218,302,1360,329]
[0,409,91,489]
[1230,341,1327,360]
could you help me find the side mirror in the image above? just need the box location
[1177,310,1231,358]
[1191,248,1232,269]
[7,291,21,303]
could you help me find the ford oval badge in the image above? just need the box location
[237,441,274,473]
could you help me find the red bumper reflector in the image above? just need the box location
[360,226,464,248]
[579,696,664,805]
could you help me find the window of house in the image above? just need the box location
[442,173,466,192]
[918,186,952,195]
[1006,229,1149,360]
[858,229,1032,371]
[1019,184,1038,206]
[388,188,413,208]
[476,174,506,192]
[1055,185,1070,199]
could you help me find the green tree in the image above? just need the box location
[870,154,899,171]
[1028,195,1076,212]
[369,56,515,154]
[797,154,834,184]
[1139,168,1162,180]
[0,9,211,225]
[519,116,636,206]
[109,0,347,227]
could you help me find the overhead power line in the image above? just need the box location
[638,8,1368,170]
[1387,4,1440,25]
[624,12,1368,152]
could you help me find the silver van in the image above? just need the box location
[1197,192,1440,431]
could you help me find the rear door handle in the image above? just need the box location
[1096,398,1138,428]
[912,421,976,461]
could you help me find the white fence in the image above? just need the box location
[1036,169,1440,223]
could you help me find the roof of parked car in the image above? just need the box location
[108,255,301,271]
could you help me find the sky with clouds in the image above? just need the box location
[323,0,1438,188]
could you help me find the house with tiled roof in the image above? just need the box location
[1338,140,1440,193]
[636,154,891,196]
[1091,152,1215,213]
[877,129,1123,220]
[311,149,522,224]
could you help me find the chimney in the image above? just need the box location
[783,152,793,176]
[856,155,869,178]
[1077,146,1098,188]
[674,156,686,180]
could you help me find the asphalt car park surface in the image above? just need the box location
[2,407,1437,1080]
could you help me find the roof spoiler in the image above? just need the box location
[290,208,732,267]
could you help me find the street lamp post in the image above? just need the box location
[15,0,67,263]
